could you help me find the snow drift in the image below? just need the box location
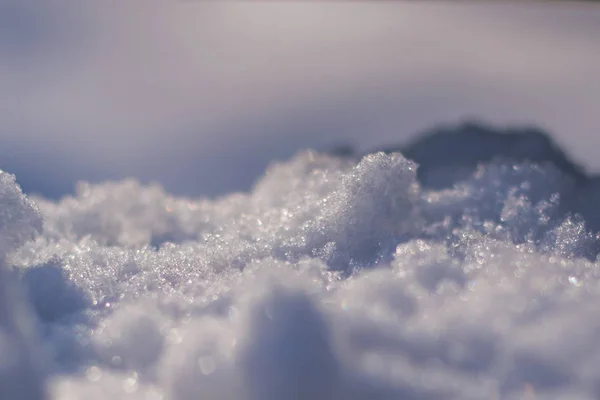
[3,129,600,399]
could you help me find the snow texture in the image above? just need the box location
[4,140,600,399]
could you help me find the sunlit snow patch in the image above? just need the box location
[4,150,600,399]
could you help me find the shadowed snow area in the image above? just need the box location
[5,127,600,399]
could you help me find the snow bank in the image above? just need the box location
[4,149,600,399]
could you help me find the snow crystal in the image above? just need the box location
[4,147,600,399]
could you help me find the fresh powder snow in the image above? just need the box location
[2,145,600,399]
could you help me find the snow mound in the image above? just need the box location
[5,150,600,399]
[0,171,46,399]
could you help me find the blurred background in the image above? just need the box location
[2,2,599,199]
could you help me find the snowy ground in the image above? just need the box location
[3,133,600,399]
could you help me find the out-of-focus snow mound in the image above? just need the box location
[5,127,600,398]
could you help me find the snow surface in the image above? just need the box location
[3,149,600,399]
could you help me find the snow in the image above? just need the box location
[3,147,600,399]
[0,171,46,399]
